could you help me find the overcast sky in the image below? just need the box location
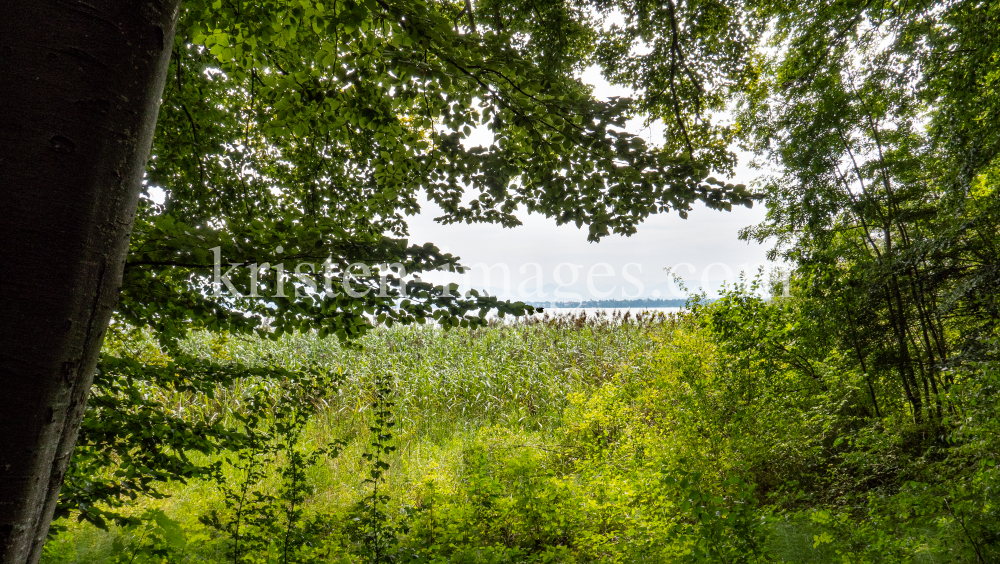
[409,66,777,301]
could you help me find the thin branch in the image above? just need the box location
[665,0,694,155]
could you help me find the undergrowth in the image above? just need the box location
[42,308,1000,563]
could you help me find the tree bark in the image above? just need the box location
[0,2,181,562]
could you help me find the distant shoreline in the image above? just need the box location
[525,298,689,309]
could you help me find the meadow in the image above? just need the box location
[42,302,1000,563]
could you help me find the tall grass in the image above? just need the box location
[194,311,672,499]
[164,311,667,433]
[49,306,992,563]
[45,311,675,563]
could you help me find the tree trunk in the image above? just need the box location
[0,2,181,562]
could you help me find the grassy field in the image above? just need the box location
[46,312,696,563]
[41,309,1000,563]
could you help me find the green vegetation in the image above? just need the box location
[35,0,1000,561]
[43,300,1000,563]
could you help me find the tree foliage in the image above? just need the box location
[732,0,1000,422]
[61,0,757,530]
[51,0,1000,560]
[128,0,756,351]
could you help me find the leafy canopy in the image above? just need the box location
[61,0,759,528]
[129,0,756,349]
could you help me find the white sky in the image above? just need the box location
[408,65,776,301]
